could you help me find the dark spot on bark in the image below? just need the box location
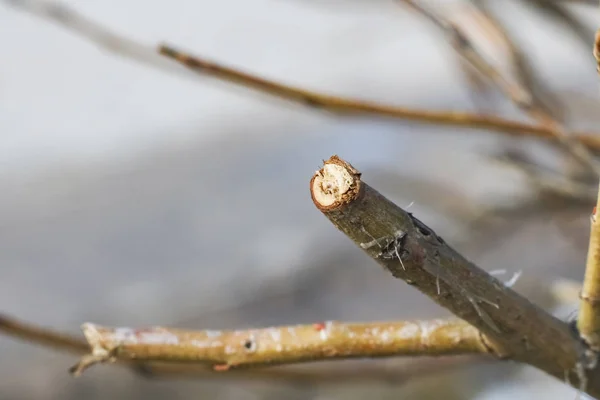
[244,339,256,352]
[380,231,408,261]
[303,97,324,108]
[411,214,433,237]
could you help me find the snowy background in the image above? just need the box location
[0,0,599,398]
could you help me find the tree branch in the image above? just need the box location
[5,0,600,152]
[310,155,599,395]
[400,0,600,176]
[0,314,89,354]
[578,183,600,351]
[0,313,484,383]
[69,319,489,376]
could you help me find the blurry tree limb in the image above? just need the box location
[538,0,598,6]
[487,149,598,201]
[69,319,490,375]
[310,155,599,396]
[469,0,564,121]
[400,0,600,177]
[578,183,600,351]
[5,0,600,152]
[594,29,600,74]
[525,0,595,50]
[0,314,89,354]
[157,43,600,152]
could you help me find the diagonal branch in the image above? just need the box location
[469,0,563,121]
[310,155,599,395]
[69,319,491,376]
[5,0,600,151]
[400,0,600,177]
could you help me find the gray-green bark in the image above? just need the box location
[311,155,598,397]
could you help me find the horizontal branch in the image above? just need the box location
[0,313,483,383]
[70,319,490,376]
[157,43,600,153]
[310,155,597,395]
[5,0,600,151]
[0,314,89,354]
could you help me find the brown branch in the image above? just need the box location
[469,1,564,121]
[472,0,595,181]
[69,319,490,376]
[578,184,600,351]
[310,155,600,396]
[5,0,600,152]
[0,314,89,354]
[400,0,600,176]
[0,313,483,384]
[156,43,600,152]
[525,0,595,50]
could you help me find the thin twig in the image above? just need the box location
[400,0,600,176]
[0,314,89,354]
[478,0,595,180]
[5,0,600,151]
[525,0,595,50]
[310,155,599,395]
[594,29,600,74]
[157,43,600,152]
[578,182,600,352]
[487,150,598,201]
[70,319,489,376]
[469,1,564,121]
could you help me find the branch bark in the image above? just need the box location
[310,155,599,395]
[578,184,600,351]
[69,319,489,376]
[0,313,483,384]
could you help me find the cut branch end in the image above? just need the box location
[311,155,361,211]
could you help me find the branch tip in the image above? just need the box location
[311,155,361,211]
